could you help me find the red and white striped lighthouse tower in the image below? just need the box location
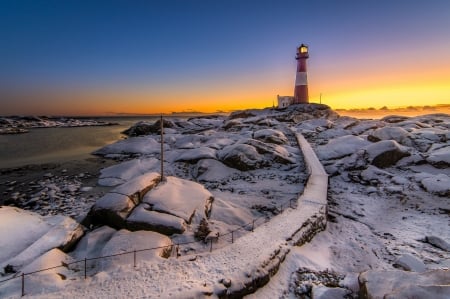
[294,44,309,104]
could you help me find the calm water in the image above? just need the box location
[0,117,160,169]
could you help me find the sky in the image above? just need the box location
[1,0,449,116]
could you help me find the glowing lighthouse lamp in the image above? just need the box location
[294,43,309,104]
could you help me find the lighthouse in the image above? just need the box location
[293,44,309,104]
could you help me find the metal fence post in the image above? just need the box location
[21,273,25,297]
[252,220,255,232]
[84,258,87,279]
[231,231,234,243]
[134,250,137,268]
[209,238,213,252]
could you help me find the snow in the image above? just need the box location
[1,108,449,298]
[427,145,450,166]
[316,135,369,160]
[126,203,186,234]
[143,176,213,223]
[173,146,217,162]
[0,207,82,274]
[93,136,166,156]
[253,129,288,144]
[421,173,450,196]
[98,158,160,186]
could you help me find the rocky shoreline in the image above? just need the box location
[0,116,118,135]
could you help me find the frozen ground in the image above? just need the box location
[1,106,449,298]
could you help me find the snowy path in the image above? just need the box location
[26,132,328,298]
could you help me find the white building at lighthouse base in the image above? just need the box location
[277,95,294,108]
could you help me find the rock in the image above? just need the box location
[365,140,410,168]
[427,145,450,168]
[1,208,84,271]
[425,236,450,252]
[111,172,160,204]
[360,165,393,185]
[243,139,293,164]
[126,204,186,235]
[381,115,410,123]
[89,193,136,229]
[218,143,265,171]
[368,126,412,145]
[312,285,350,299]
[71,226,116,260]
[359,269,450,299]
[122,119,176,136]
[99,229,173,269]
[93,136,165,156]
[393,254,427,272]
[421,174,450,196]
[143,176,214,223]
[193,159,239,182]
[174,147,217,163]
[98,158,160,187]
[253,129,288,145]
[317,135,370,160]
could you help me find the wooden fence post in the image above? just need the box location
[21,273,25,297]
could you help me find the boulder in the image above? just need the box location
[193,159,239,182]
[359,269,450,299]
[98,158,160,186]
[427,145,450,168]
[1,208,84,271]
[312,285,350,299]
[425,236,450,252]
[71,226,116,260]
[143,176,214,223]
[253,129,288,145]
[174,147,217,163]
[368,126,412,145]
[365,140,410,168]
[218,143,266,171]
[99,230,172,269]
[317,135,370,160]
[90,193,135,229]
[93,136,166,156]
[393,254,427,272]
[421,174,450,197]
[126,204,186,235]
[111,172,160,204]
[122,119,175,136]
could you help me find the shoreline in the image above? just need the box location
[0,156,118,217]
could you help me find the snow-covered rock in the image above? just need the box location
[98,158,160,186]
[421,174,450,196]
[368,126,411,145]
[143,176,214,223]
[90,193,136,229]
[427,145,450,168]
[93,136,166,156]
[316,135,370,160]
[218,143,265,171]
[99,230,172,269]
[209,198,254,227]
[393,253,427,272]
[365,140,410,168]
[173,146,217,163]
[253,129,288,145]
[425,236,450,252]
[0,207,83,272]
[359,269,450,299]
[193,159,239,182]
[126,204,186,235]
[71,226,116,260]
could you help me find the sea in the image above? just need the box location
[0,116,164,169]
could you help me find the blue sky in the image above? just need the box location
[1,0,449,115]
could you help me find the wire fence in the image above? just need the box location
[0,198,298,297]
